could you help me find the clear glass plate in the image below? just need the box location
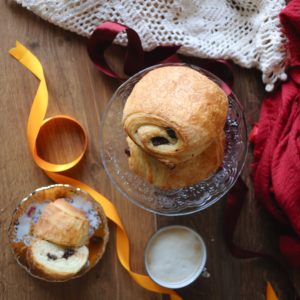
[100,63,248,216]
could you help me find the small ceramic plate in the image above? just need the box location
[8,184,109,282]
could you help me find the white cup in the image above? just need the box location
[144,225,208,289]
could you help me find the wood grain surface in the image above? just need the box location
[0,1,299,300]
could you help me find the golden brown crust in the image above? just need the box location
[127,133,225,189]
[54,198,87,219]
[123,66,228,165]
[34,199,89,247]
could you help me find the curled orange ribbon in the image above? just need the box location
[9,41,182,300]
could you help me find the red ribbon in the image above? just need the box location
[87,21,233,94]
[87,21,180,78]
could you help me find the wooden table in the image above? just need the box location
[1,2,299,299]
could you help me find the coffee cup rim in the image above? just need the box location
[144,225,207,289]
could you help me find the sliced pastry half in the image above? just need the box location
[28,239,89,280]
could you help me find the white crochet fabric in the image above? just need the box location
[15,0,288,91]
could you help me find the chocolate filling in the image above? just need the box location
[151,136,169,146]
[124,148,131,157]
[62,248,75,259]
[166,128,177,139]
[91,236,103,243]
[47,253,58,260]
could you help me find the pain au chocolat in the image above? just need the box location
[28,239,89,280]
[34,198,89,247]
[123,66,228,167]
[123,65,228,189]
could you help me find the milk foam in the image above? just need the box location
[146,227,203,285]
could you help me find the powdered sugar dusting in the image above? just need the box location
[13,201,50,246]
[67,196,101,237]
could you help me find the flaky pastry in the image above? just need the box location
[127,133,225,189]
[123,66,228,166]
[34,198,89,247]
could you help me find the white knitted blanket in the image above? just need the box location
[15,0,287,91]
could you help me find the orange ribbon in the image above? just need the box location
[266,281,279,300]
[9,41,182,300]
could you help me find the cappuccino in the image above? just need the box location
[145,226,206,288]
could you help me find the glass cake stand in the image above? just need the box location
[100,63,248,216]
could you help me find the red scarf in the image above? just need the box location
[252,0,300,267]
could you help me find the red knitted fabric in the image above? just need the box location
[252,0,300,266]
